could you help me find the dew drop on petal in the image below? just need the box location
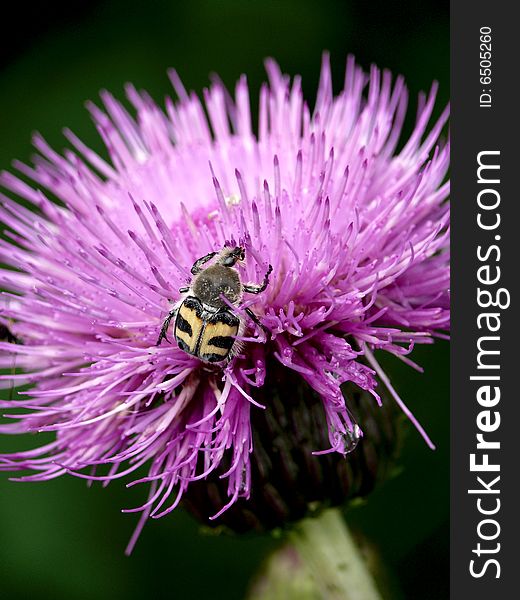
[334,424,362,454]
[238,466,248,494]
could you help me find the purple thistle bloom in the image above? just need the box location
[0,55,449,552]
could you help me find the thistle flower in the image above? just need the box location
[0,55,449,552]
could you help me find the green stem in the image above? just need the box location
[248,508,383,600]
[290,509,382,600]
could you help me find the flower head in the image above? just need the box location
[0,55,449,551]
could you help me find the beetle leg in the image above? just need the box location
[156,308,177,346]
[243,264,273,294]
[178,286,190,293]
[191,251,217,275]
[245,307,269,339]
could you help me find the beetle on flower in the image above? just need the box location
[0,54,449,552]
[156,245,273,363]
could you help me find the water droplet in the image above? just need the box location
[335,424,362,454]
[238,467,249,495]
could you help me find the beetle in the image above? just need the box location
[157,246,272,363]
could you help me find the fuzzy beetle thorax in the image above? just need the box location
[192,264,242,308]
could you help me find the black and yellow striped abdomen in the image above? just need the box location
[174,297,240,363]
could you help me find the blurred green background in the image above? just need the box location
[0,1,449,598]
